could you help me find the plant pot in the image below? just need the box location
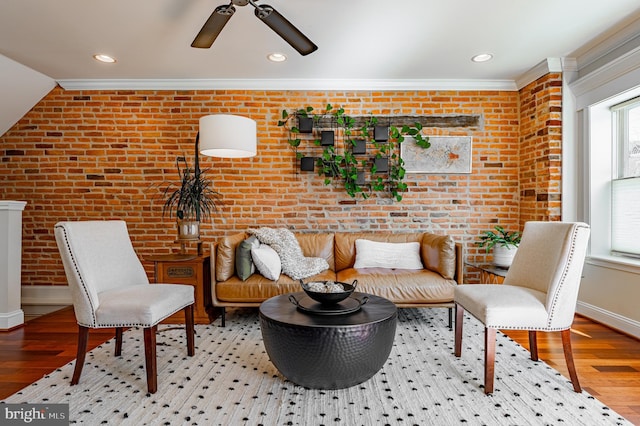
[373,157,389,173]
[321,130,335,146]
[177,220,200,241]
[300,156,315,171]
[492,245,517,268]
[356,170,366,185]
[352,139,366,154]
[374,126,389,142]
[298,116,313,133]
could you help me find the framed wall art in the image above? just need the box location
[401,136,472,174]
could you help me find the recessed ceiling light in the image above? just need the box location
[93,54,116,63]
[267,53,287,63]
[471,53,493,63]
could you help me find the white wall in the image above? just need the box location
[0,54,55,137]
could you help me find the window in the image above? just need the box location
[611,98,640,257]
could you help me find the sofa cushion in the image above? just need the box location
[251,243,281,280]
[216,232,247,282]
[216,269,336,303]
[295,232,335,271]
[353,239,423,269]
[235,236,259,281]
[421,234,456,280]
[335,232,423,271]
[337,268,455,304]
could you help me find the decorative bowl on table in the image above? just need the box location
[300,280,357,305]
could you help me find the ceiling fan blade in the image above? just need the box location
[191,5,236,48]
[254,5,318,56]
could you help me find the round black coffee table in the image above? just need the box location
[259,292,397,389]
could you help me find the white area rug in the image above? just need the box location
[2,308,631,425]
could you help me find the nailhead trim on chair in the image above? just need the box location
[56,224,99,327]
[545,223,588,329]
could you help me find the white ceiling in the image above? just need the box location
[1,0,640,91]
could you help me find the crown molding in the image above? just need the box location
[56,78,518,92]
[514,57,565,89]
[569,44,640,105]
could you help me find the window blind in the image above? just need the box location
[611,176,640,257]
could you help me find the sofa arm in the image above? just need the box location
[454,243,463,284]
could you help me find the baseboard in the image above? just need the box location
[21,285,72,321]
[576,301,640,340]
[0,309,25,330]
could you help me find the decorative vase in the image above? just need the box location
[177,220,200,241]
[492,245,517,268]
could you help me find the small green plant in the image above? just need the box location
[476,226,521,252]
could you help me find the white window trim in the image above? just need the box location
[569,46,640,271]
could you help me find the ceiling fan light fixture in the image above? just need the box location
[191,4,236,48]
[93,54,116,63]
[254,5,318,56]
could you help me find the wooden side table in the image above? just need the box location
[145,254,213,324]
[465,262,508,284]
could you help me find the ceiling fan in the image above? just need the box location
[191,0,318,56]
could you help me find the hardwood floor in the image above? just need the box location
[1,308,639,424]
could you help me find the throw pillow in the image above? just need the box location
[235,235,259,281]
[250,244,281,280]
[248,227,329,280]
[353,239,424,269]
[421,234,456,279]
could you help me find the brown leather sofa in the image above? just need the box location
[209,231,463,326]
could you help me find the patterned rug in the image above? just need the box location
[2,308,631,425]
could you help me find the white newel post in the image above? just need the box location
[0,200,27,330]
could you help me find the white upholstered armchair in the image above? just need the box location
[54,220,195,394]
[454,221,590,394]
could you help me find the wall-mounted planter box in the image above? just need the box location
[300,156,315,171]
[352,139,366,154]
[374,126,389,142]
[374,157,389,173]
[298,116,313,133]
[321,130,335,146]
[356,170,366,185]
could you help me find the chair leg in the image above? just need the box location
[71,325,90,385]
[484,327,496,394]
[220,307,226,327]
[448,307,453,330]
[115,327,123,356]
[454,304,464,357]
[185,304,195,356]
[528,330,538,361]
[143,325,158,394]
[561,329,582,393]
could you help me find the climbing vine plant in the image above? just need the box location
[277,104,430,201]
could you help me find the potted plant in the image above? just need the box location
[160,156,222,242]
[476,225,522,268]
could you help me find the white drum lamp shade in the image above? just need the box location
[199,114,257,158]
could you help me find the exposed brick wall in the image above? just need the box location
[0,77,560,286]
[519,73,563,222]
